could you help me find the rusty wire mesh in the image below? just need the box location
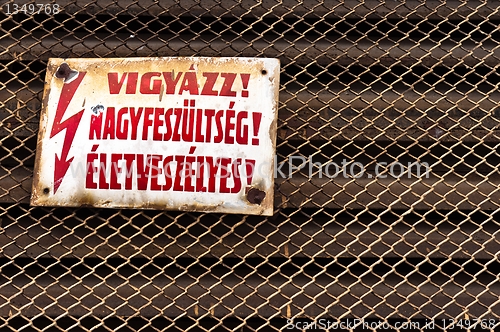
[1,0,500,331]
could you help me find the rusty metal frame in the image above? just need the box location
[0,0,500,331]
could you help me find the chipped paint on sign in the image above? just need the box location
[31,57,280,216]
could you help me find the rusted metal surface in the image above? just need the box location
[2,0,500,331]
[6,167,500,210]
[31,57,279,216]
[0,208,496,260]
[7,83,500,143]
[8,0,500,19]
[3,36,500,67]
[0,267,497,318]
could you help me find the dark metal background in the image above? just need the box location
[1,1,500,330]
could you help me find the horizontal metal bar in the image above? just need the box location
[2,167,500,211]
[0,203,496,260]
[0,269,496,318]
[3,83,500,143]
[278,174,500,210]
[2,35,499,67]
[280,88,500,143]
[8,0,498,19]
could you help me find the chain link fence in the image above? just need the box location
[1,0,500,330]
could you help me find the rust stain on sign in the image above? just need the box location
[31,57,280,216]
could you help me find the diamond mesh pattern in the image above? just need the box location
[1,1,500,330]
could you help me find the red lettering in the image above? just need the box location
[153,107,164,141]
[231,158,242,193]
[252,112,262,145]
[126,72,138,94]
[116,107,128,139]
[149,155,163,191]
[204,109,215,143]
[240,73,250,97]
[89,112,102,140]
[163,108,173,141]
[196,156,207,192]
[244,159,256,186]
[184,156,196,192]
[110,153,122,190]
[136,154,151,190]
[162,71,182,94]
[213,110,224,143]
[142,107,154,140]
[220,73,237,97]
[102,107,115,139]
[195,109,205,143]
[85,153,98,189]
[173,155,184,191]
[182,108,194,142]
[108,73,127,94]
[123,154,135,190]
[85,152,255,194]
[219,158,231,193]
[201,72,218,96]
[179,72,199,95]
[140,72,162,94]
[129,107,143,140]
[224,109,235,144]
[162,155,174,191]
[99,153,109,189]
[205,157,219,193]
[172,108,182,141]
[236,111,249,144]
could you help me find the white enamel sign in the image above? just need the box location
[31,57,280,215]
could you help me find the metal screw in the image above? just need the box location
[247,188,266,204]
[55,63,71,79]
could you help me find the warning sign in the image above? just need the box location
[31,57,280,215]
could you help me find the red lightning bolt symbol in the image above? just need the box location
[50,72,87,193]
